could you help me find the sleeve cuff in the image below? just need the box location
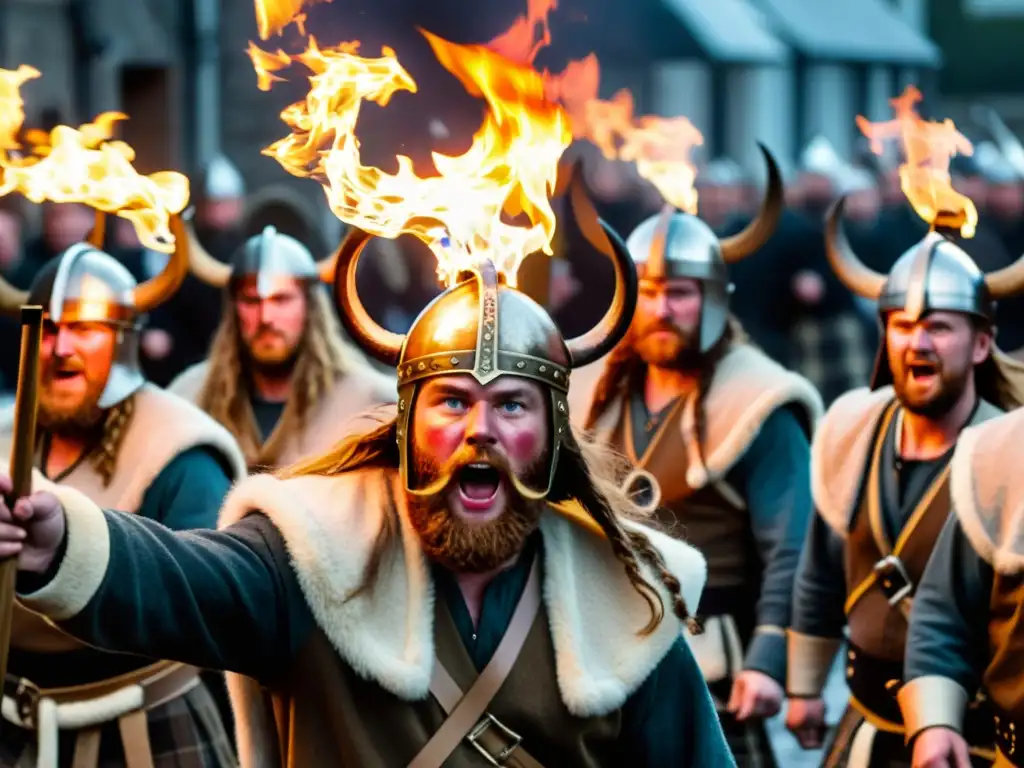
[786,630,841,697]
[744,626,787,684]
[17,485,111,621]
[897,675,968,743]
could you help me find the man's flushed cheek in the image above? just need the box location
[505,429,542,465]
[422,422,464,459]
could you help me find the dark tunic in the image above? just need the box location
[905,516,1023,764]
[21,510,735,767]
[626,389,811,682]
[250,396,285,441]
[790,402,992,766]
[5,447,235,767]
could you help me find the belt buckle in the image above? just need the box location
[467,713,522,766]
[873,555,913,606]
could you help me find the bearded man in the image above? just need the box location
[784,200,1024,767]
[567,145,823,768]
[0,211,247,767]
[169,224,396,470]
[0,185,735,767]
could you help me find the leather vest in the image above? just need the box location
[608,397,750,593]
[260,602,624,767]
[844,402,954,662]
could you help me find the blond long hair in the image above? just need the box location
[278,407,700,635]
[197,285,374,465]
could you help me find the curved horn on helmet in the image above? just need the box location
[0,276,29,316]
[984,254,1024,299]
[331,227,406,365]
[86,209,107,249]
[132,213,191,313]
[182,214,232,288]
[824,197,886,299]
[564,165,638,368]
[317,239,341,285]
[719,143,784,263]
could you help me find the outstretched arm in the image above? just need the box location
[899,514,993,740]
[16,486,310,686]
[733,406,814,684]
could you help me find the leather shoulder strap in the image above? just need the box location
[410,559,545,768]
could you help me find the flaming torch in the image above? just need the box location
[248,0,572,290]
[0,67,192,694]
[0,68,190,253]
[857,85,977,238]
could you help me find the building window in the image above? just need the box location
[964,0,1024,17]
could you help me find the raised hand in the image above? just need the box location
[0,472,66,574]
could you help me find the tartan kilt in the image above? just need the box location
[0,679,236,768]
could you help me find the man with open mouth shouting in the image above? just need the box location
[0,173,733,767]
[784,198,1024,767]
[0,209,247,768]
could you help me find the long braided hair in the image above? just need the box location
[279,407,700,635]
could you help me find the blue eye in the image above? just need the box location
[443,397,466,410]
[500,401,524,413]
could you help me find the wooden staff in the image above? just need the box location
[0,306,43,691]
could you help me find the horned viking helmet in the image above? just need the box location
[0,210,190,407]
[331,169,638,498]
[624,144,784,351]
[825,197,1024,387]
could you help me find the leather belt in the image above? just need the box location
[995,708,1024,767]
[844,641,906,729]
[2,660,200,768]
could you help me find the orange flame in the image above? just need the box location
[249,26,571,286]
[486,0,704,215]
[0,65,40,151]
[856,86,977,238]
[254,0,331,40]
[0,67,190,253]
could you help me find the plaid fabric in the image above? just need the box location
[790,312,875,407]
[0,680,236,768]
[707,679,779,768]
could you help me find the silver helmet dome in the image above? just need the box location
[624,143,784,351]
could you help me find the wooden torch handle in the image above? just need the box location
[0,306,44,691]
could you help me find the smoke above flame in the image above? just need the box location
[857,86,977,238]
[0,68,189,253]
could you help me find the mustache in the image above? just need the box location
[411,443,547,502]
[640,321,684,338]
[903,353,941,368]
[43,358,85,377]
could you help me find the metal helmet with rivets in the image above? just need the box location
[0,210,190,408]
[624,143,784,351]
[184,221,333,298]
[824,198,1024,387]
[332,170,638,498]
